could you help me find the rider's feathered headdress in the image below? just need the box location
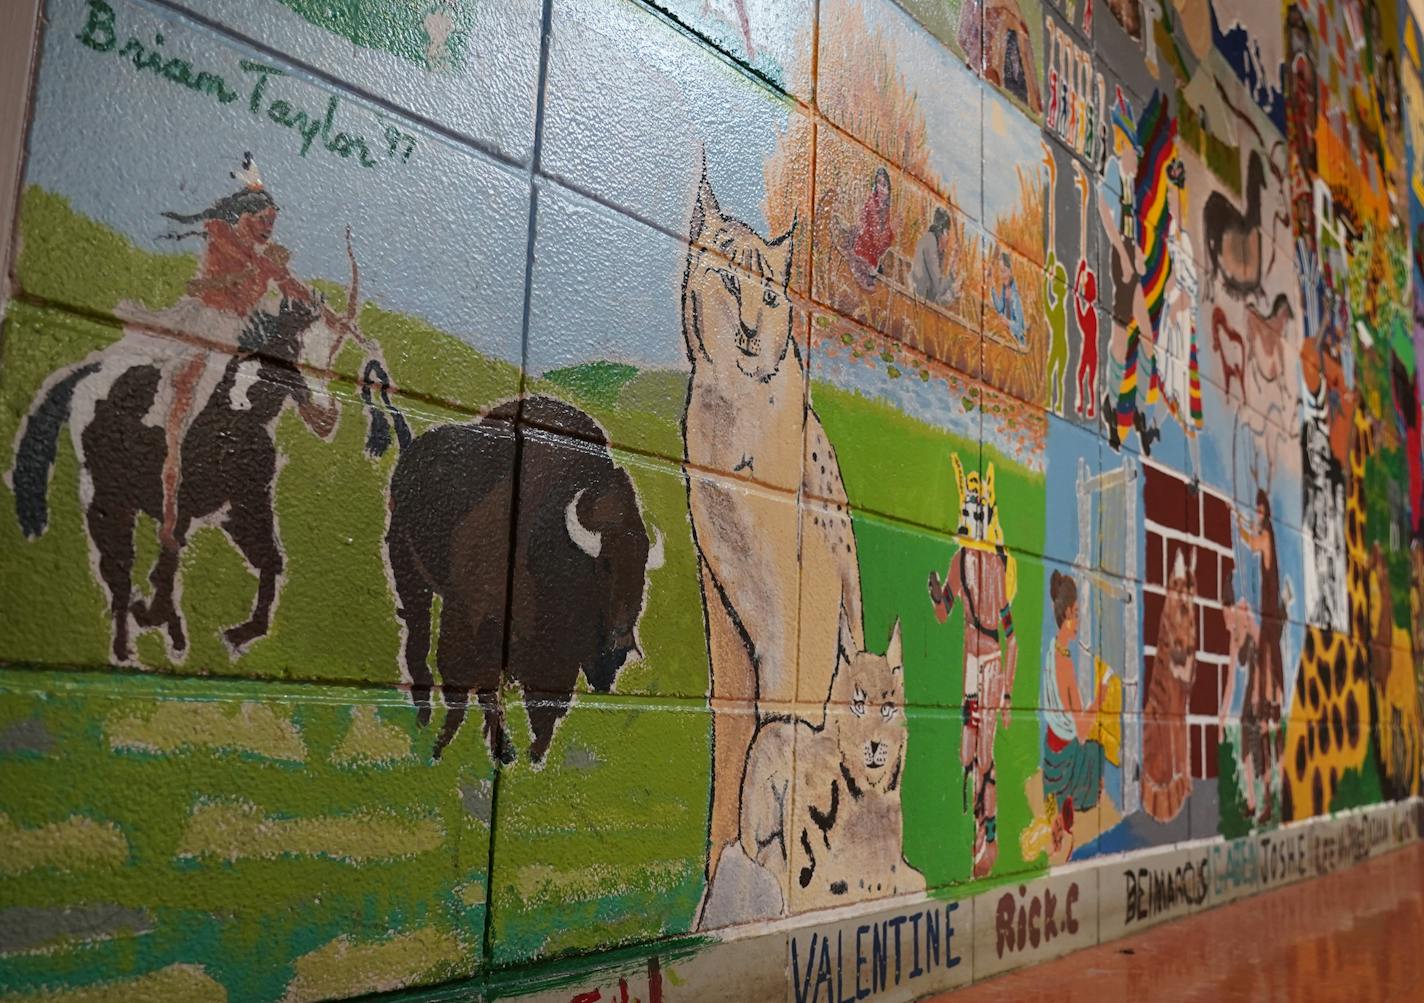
[161,153,278,236]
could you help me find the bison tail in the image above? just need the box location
[360,358,412,458]
[10,362,98,539]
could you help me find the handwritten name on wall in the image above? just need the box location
[1210,838,1259,899]
[1122,854,1210,927]
[789,902,963,1003]
[992,881,1083,958]
[560,957,665,1003]
[1256,830,1311,890]
[1311,808,1412,876]
[74,0,416,169]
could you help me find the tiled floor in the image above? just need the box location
[933,843,1424,1001]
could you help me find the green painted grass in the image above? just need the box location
[16,188,192,317]
[0,671,492,1001]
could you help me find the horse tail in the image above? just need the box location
[360,359,412,458]
[10,362,99,538]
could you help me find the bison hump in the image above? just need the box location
[513,396,610,447]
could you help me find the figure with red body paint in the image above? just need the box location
[1071,161,1100,418]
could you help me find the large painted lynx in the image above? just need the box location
[681,173,865,894]
[698,609,925,927]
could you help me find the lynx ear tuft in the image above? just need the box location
[770,211,797,280]
[837,599,856,664]
[885,619,903,673]
[691,169,721,242]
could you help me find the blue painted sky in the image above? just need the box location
[26,0,530,364]
[529,0,793,372]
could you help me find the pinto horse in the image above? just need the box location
[11,298,342,662]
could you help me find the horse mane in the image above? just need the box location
[237,297,317,362]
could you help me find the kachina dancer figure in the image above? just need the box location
[928,453,1018,878]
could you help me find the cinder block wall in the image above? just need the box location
[1,1,1421,1000]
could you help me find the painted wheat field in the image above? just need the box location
[0,189,1044,998]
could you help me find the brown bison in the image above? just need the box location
[364,370,664,763]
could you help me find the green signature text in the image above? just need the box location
[75,0,416,169]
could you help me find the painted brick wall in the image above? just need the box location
[0,0,1422,1000]
[1142,461,1235,782]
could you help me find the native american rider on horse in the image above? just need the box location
[119,153,364,551]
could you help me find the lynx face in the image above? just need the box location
[831,617,905,795]
[684,173,795,383]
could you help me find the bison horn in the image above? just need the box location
[565,489,602,559]
[646,526,665,571]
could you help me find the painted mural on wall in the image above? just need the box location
[0,0,1421,1000]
